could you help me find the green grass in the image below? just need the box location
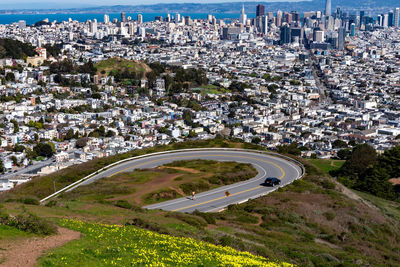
[192,85,230,95]
[38,219,287,266]
[0,224,33,240]
[354,190,400,221]
[95,58,147,76]
[308,159,344,174]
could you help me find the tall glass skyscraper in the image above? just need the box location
[325,0,332,16]
[395,8,400,28]
[256,4,265,17]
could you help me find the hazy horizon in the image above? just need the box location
[0,0,306,10]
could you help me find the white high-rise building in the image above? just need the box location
[239,5,247,25]
[89,19,97,34]
[315,30,325,42]
[128,22,135,36]
[175,13,181,23]
[137,14,143,24]
[325,0,331,16]
[262,16,268,34]
[395,8,400,28]
[104,14,110,24]
[383,13,389,28]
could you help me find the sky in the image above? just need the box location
[0,0,302,10]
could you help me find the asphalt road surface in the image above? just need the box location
[66,149,303,213]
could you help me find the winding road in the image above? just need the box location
[56,149,304,213]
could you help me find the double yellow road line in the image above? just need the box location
[108,154,285,212]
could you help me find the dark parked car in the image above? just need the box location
[263,177,281,187]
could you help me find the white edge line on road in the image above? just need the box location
[40,148,305,204]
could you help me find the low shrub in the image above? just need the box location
[167,213,208,228]
[23,198,40,205]
[115,200,132,209]
[45,200,58,207]
[143,189,179,203]
[4,213,57,235]
[219,235,233,246]
[192,210,216,224]
[234,213,259,224]
[323,211,336,221]
[125,218,168,234]
[321,179,336,190]
[180,181,210,195]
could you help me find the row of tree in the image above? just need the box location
[0,38,37,59]
[333,144,400,201]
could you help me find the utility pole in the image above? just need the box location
[53,177,56,193]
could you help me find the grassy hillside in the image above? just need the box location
[38,219,288,266]
[95,57,150,77]
[1,141,399,266]
[308,159,345,175]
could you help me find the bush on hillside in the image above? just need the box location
[1,212,57,235]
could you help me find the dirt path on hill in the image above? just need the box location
[0,227,80,267]
[158,166,200,174]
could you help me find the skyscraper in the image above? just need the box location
[256,4,265,17]
[121,12,126,23]
[262,16,268,34]
[280,25,291,45]
[325,0,331,16]
[104,14,110,24]
[388,11,394,27]
[276,11,283,27]
[240,5,247,25]
[350,23,356,36]
[137,14,143,24]
[338,27,345,50]
[395,8,400,28]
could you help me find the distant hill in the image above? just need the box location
[95,57,151,78]
[0,1,398,15]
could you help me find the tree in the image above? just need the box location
[0,158,5,173]
[340,144,377,177]
[91,92,102,99]
[252,137,261,144]
[106,130,115,137]
[33,143,55,158]
[354,166,396,201]
[76,138,88,148]
[64,129,74,140]
[5,72,15,81]
[188,130,198,138]
[11,156,18,165]
[277,142,301,156]
[332,139,348,149]
[25,148,37,160]
[182,110,193,126]
[337,149,351,160]
[10,119,19,133]
[13,144,25,153]
[377,146,400,179]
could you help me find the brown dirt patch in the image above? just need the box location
[0,227,80,267]
[159,166,200,174]
[253,214,263,226]
[389,178,400,185]
[110,173,183,205]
